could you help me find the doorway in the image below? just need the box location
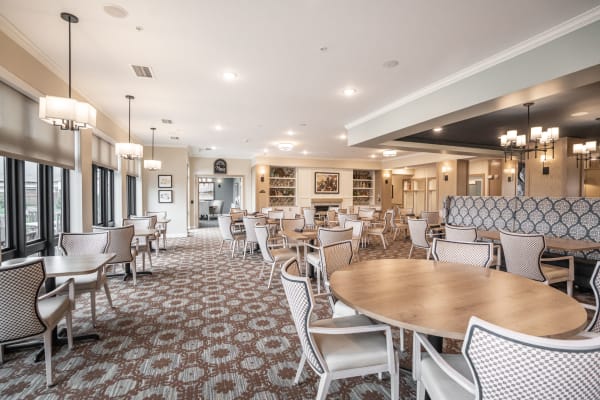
[197,176,242,226]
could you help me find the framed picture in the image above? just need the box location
[158,175,172,188]
[158,189,173,203]
[198,182,215,201]
[315,172,339,194]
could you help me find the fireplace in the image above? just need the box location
[311,198,343,213]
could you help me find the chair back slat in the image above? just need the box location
[320,240,353,285]
[0,259,46,342]
[281,218,305,232]
[588,262,600,333]
[243,216,265,243]
[93,225,135,263]
[255,225,274,263]
[281,259,325,375]
[445,225,477,242]
[499,231,545,281]
[464,317,600,400]
[432,238,493,268]
[318,227,353,246]
[58,232,110,255]
[408,219,429,249]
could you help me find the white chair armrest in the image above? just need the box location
[304,243,320,252]
[309,323,390,335]
[313,292,334,299]
[39,277,75,308]
[413,332,475,394]
[542,255,574,279]
[582,303,597,311]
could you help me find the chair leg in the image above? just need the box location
[243,241,248,260]
[65,311,73,350]
[0,344,4,364]
[416,380,426,400]
[90,291,97,327]
[231,240,236,258]
[219,239,225,253]
[316,265,321,294]
[267,261,277,288]
[316,373,332,400]
[43,330,54,386]
[380,233,387,249]
[408,245,414,259]
[146,248,153,268]
[391,362,399,400]
[294,354,306,384]
[426,248,431,260]
[567,280,573,297]
[104,282,114,308]
[399,328,405,353]
[131,260,137,286]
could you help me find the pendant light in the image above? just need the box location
[115,95,143,159]
[39,12,96,130]
[144,127,162,170]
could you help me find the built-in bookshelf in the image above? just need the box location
[269,166,296,206]
[403,177,437,216]
[353,170,374,205]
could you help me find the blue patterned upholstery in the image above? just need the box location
[445,196,600,287]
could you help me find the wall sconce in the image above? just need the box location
[441,166,449,181]
[259,167,266,182]
[540,154,550,175]
[506,168,515,182]
[383,170,391,184]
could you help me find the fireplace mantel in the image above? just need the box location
[311,198,343,204]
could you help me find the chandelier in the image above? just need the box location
[499,103,559,161]
[144,127,162,170]
[573,141,597,169]
[115,95,143,159]
[39,13,96,130]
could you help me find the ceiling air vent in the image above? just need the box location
[130,64,154,78]
[162,119,173,124]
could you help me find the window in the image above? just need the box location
[92,165,115,226]
[24,161,41,242]
[127,175,137,217]
[0,158,69,260]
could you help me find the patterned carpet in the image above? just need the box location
[0,228,593,399]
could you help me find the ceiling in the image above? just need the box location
[1,1,599,160]
[397,80,600,150]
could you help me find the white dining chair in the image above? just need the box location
[242,215,266,259]
[305,227,353,293]
[281,258,399,400]
[413,316,600,400]
[255,225,296,288]
[407,218,432,259]
[57,231,112,327]
[500,230,574,296]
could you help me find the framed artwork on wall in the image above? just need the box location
[158,175,172,188]
[315,172,339,194]
[158,189,173,203]
[214,159,227,174]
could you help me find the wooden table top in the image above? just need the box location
[477,229,600,252]
[281,230,318,241]
[330,258,587,340]
[2,253,116,277]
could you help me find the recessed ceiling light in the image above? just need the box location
[215,124,223,131]
[382,60,399,68]
[433,127,443,132]
[571,111,589,117]
[103,5,128,18]
[382,150,397,157]
[278,143,293,151]
[263,148,268,153]
[339,133,347,140]
[370,154,376,159]
[343,88,357,97]
[211,146,217,150]
[222,71,239,81]
[302,150,308,155]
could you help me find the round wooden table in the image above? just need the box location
[330,258,587,340]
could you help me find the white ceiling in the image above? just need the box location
[1,0,599,160]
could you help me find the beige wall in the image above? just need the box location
[525,137,580,197]
[142,146,189,236]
